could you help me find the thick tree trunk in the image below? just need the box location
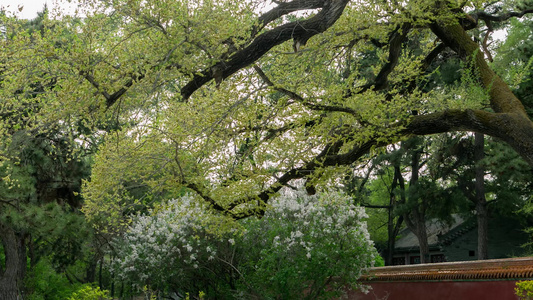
[86,252,98,283]
[386,168,399,265]
[476,201,489,259]
[415,221,430,264]
[386,215,403,265]
[0,224,23,300]
[396,147,431,264]
[386,212,395,265]
[474,133,489,260]
[404,210,430,264]
[385,166,405,265]
[409,145,430,264]
[0,281,18,300]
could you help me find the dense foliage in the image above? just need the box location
[111,190,379,299]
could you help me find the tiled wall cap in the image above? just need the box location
[362,257,533,282]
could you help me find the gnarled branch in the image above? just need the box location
[180,0,350,101]
[470,8,533,23]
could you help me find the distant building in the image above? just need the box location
[392,214,530,265]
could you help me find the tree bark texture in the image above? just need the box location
[403,208,430,264]
[386,213,403,266]
[0,224,23,300]
[415,220,430,264]
[474,133,489,260]
[179,0,350,101]
[430,20,533,166]
[402,145,431,264]
[476,201,489,260]
[385,166,405,266]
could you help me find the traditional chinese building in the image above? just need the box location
[392,214,530,265]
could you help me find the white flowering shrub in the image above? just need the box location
[111,190,378,299]
[110,194,240,296]
[239,189,378,299]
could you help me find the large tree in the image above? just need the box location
[3,0,533,229]
[0,10,95,298]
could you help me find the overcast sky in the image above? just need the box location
[1,0,81,19]
[2,0,48,19]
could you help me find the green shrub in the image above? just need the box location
[68,285,111,300]
[25,258,77,300]
[516,280,533,300]
[25,257,110,300]
[374,255,385,267]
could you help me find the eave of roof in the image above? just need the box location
[393,245,442,253]
[394,215,468,249]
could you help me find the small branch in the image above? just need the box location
[481,21,494,62]
[79,70,111,100]
[80,70,144,108]
[105,75,143,108]
[470,8,533,23]
[355,23,411,94]
[235,119,319,141]
[253,65,359,116]
[361,203,392,209]
[0,199,19,210]
[184,182,230,216]
[392,42,447,97]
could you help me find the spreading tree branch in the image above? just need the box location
[356,23,412,93]
[180,0,350,101]
[224,107,533,218]
[470,8,533,23]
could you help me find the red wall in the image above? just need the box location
[348,280,519,300]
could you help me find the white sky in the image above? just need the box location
[2,0,49,19]
[1,0,79,19]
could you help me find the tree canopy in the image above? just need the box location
[2,0,532,224]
